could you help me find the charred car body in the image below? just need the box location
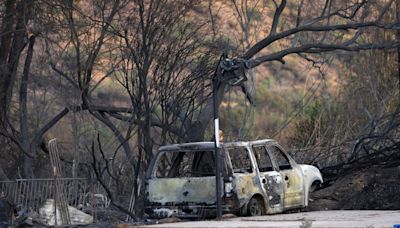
[145,139,322,218]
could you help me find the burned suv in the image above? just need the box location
[145,139,322,218]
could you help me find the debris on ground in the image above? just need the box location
[0,197,14,227]
[37,199,93,226]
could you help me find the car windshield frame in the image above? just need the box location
[149,148,229,178]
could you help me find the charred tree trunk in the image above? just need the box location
[397,0,400,91]
[19,35,35,178]
[0,0,35,177]
[0,0,17,127]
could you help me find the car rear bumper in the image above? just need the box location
[145,204,233,219]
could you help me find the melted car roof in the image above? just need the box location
[158,139,276,151]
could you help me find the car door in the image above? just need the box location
[252,145,284,214]
[267,145,304,209]
[226,146,260,208]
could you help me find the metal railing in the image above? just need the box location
[0,178,89,213]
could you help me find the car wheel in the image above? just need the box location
[307,181,321,206]
[247,196,265,216]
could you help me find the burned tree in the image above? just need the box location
[0,0,399,220]
[188,0,400,142]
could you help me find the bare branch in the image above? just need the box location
[89,110,137,170]
[295,0,305,27]
[244,21,400,60]
[269,0,286,35]
[30,107,70,153]
[377,0,395,22]
[247,42,400,68]
[89,138,137,221]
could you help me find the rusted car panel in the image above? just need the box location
[145,139,323,218]
[263,171,284,214]
[231,174,262,207]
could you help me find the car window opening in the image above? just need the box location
[155,150,215,178]
[269,146,292,170]
[228,147,253,173]
[253,146,274,172]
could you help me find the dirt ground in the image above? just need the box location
[309,166,400,211]
[134,210,400,228]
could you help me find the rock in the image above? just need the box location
[222,213,236,219]
[158,217,181,224]
[37,199,93,226]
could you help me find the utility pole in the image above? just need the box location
[212,54,251,220]
[213,55,223,220]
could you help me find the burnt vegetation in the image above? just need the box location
[0,0,399,223]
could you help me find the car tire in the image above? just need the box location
[246,196,265,216]
[307,181,321,206]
